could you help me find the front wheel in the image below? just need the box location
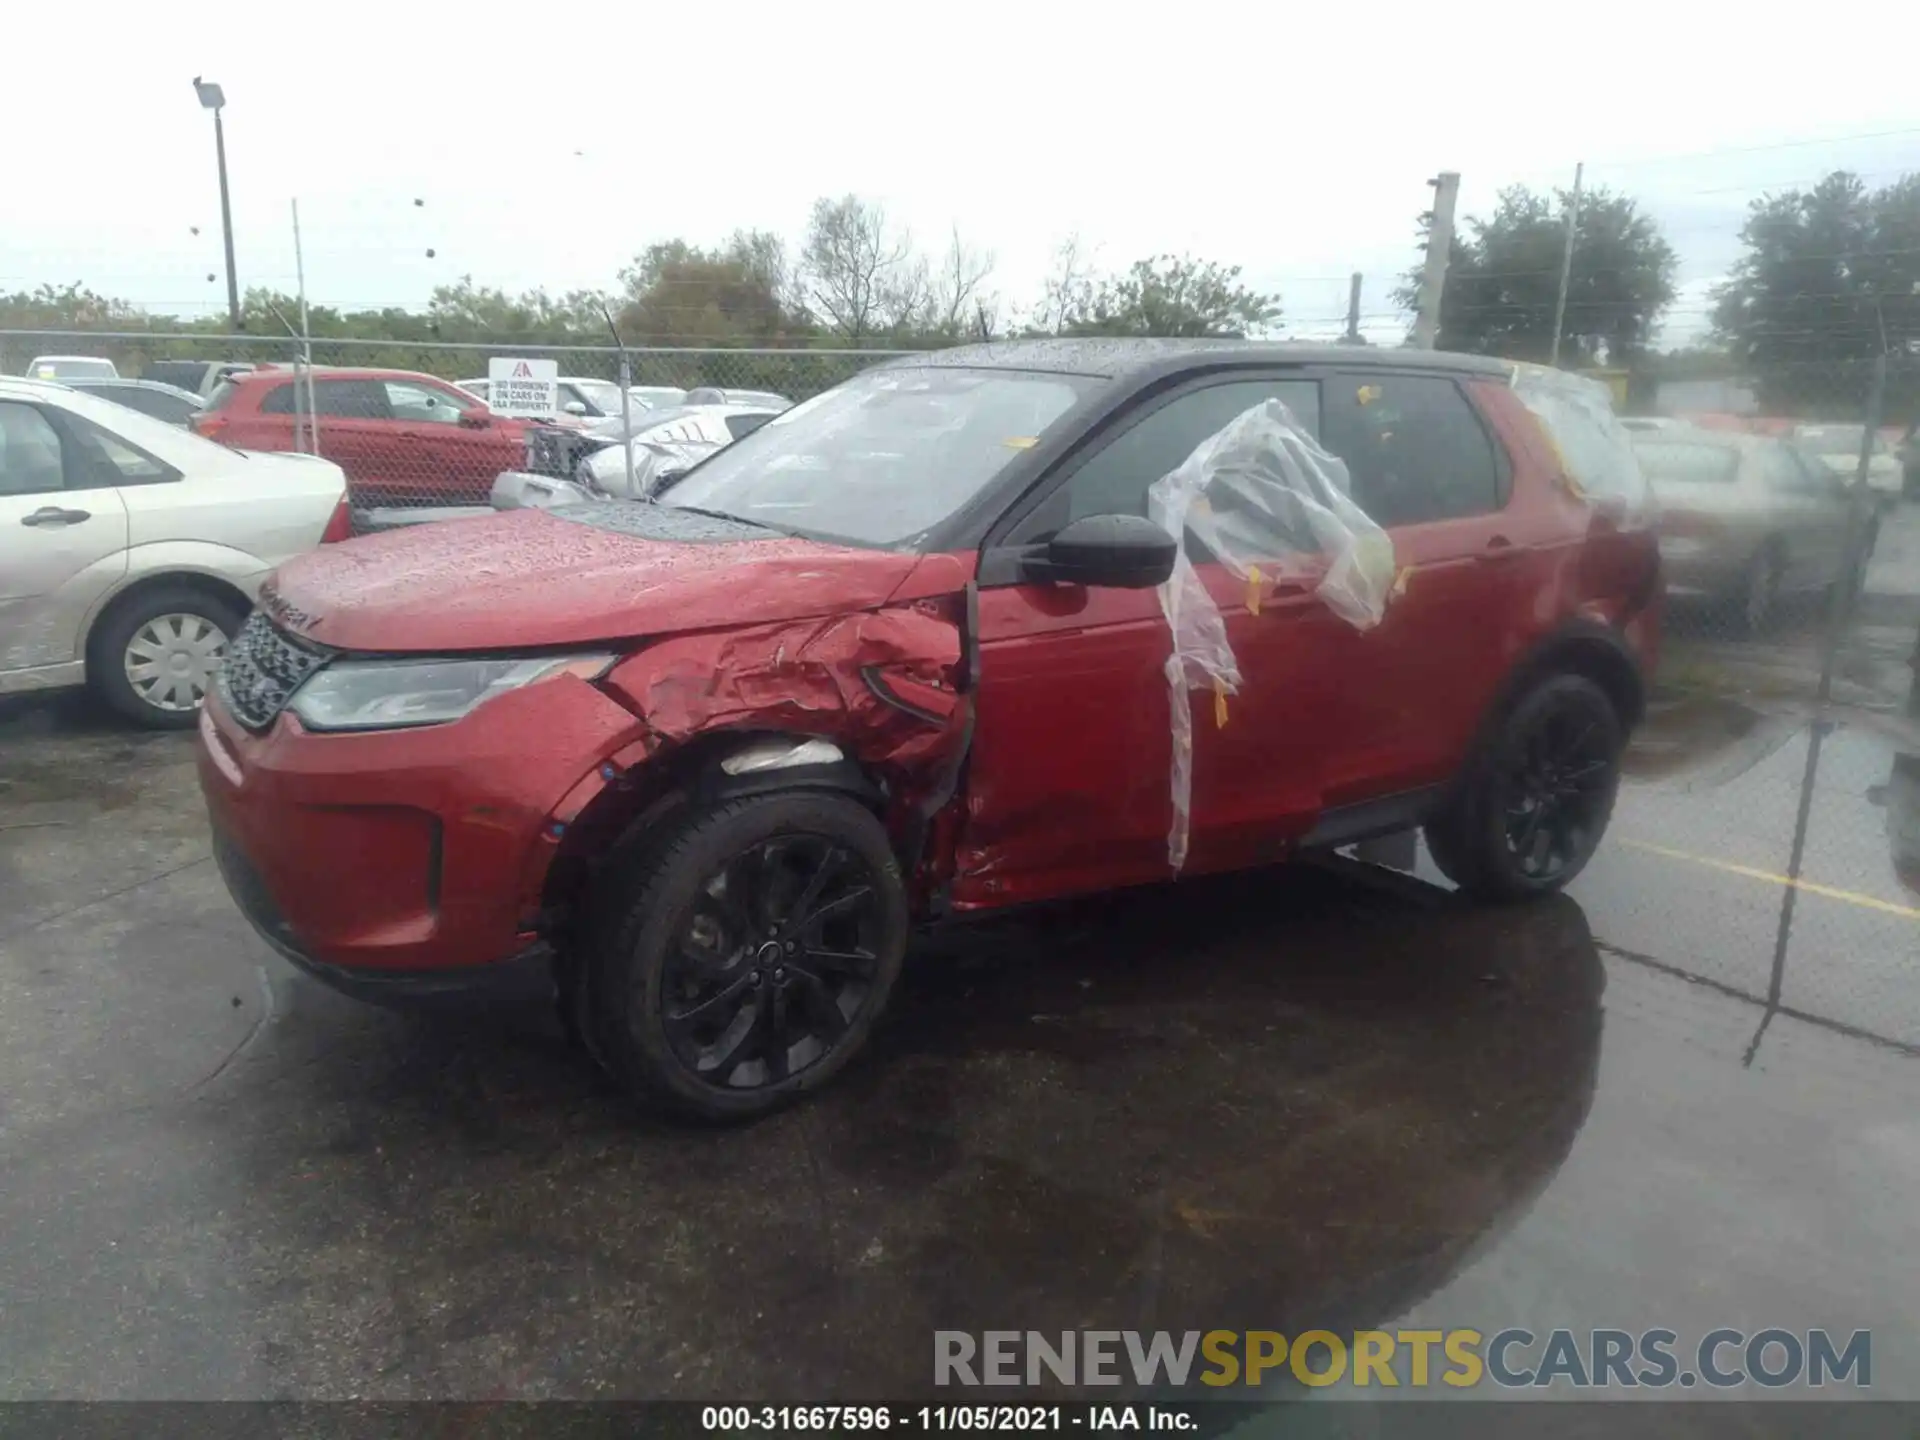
[1425,674,1623,902]
[581,790,908,1121]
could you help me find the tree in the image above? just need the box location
[1026,233,1093,336]
[615,230,805,346]
[798,195,927,342]
[928,226,998,340]
[1058,254,1281,338]
[1712,170,1920,415]
[1394,184,1676,365]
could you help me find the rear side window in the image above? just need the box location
[258,383,297,415]
[725,413,772,441]
[1509,366,1649,510]
[1319,373,1503,526]
[63,414,179,486]
[1631,441,1740,485]
[314,381,387,419]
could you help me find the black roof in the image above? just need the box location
[878,337,1510,382]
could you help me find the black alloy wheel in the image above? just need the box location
[1424,673,1623,901]
[582,790,908,1120]
[662,835,885,1090]
[1497,694,1617,885]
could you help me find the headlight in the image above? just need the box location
[288,653,615,732]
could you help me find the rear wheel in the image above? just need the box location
[88,584,243,729]
[1425,673,1623,902]
[581,791,908,1121]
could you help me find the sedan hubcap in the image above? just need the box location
[124,612,228,713]
[662,836,883,1090]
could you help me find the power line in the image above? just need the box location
[1585,126,1920,170]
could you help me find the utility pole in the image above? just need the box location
[1548,162,1586,368]
[291,200,317,454]
[193,77,241,329]
[1410,171,1460,349]
[1344,272,1363,344]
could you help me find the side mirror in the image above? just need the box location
[1030,513,1178,590]
[563,400,588,416]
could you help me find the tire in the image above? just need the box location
[1424,673,1623,903]
[87,584,245,730]
[581,790,908,1121]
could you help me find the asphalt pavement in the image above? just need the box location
[3,630,1920,1413]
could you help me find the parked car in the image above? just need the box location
[1631,425,1858,632]
[685,386,791,410]
[1790,422,1904,501]
[494,404,781,510]
[141,360,259,397]
[0,377,349,728]
[628,385,689,411]
[63,378,206,427]
[193,366,536,509]
[199,339,1659,1119]
[27,355,119,381]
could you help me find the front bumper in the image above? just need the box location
[197,675,648,984]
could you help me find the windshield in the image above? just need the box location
[572,379,624,413]
[659,367,1091,546]
[1795,424,1866,455]
[32,357,117,380]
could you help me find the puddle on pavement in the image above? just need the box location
[1624,690,1774,781]
[138,861,1607,1396]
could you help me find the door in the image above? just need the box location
[381,378,502,501]
[1308,370,1526,804]
[954,374,1339,907]
[306,380,401,500]
[0,400,129,680]
[1769,442,1852,590]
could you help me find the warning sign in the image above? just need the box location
[486,357,559,419]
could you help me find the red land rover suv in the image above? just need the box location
[197,341,1660,1120]
[193,366,532,508]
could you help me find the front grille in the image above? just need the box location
[217,611,332,730]
[525,425,606,480]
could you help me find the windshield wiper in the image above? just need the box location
[662,502,788,534]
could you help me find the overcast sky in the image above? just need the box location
[7,3,1917,349]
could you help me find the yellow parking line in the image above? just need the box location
[1621,839,1920,921]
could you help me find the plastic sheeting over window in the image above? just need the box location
[1507,362,1651,515]
[1146,398,1397,870]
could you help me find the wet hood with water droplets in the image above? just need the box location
[260,504,927,652]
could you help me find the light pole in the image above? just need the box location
[193,76,241,329]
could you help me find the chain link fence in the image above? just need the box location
[1596,351,1920,1058]
[1,329,912,521]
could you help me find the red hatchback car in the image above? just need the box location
[198,341,1660,1119]
[193,366,532,507]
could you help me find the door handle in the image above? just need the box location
[20,506,91,527]
[1476,535,1523,563]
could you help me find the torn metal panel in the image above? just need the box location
[601,603,972,853]
[1148,398,1396,870]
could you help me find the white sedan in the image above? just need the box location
[0,377,349,728]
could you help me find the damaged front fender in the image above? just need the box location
[598,598,974,891]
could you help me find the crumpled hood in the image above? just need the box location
[260,503,925,652]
